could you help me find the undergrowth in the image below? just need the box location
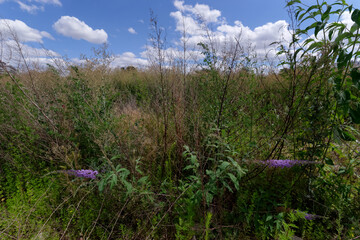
[1,0,360,239]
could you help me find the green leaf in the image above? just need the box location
[266,215,273,222]
[338,127,356,141]
[299,5,320,24]
[110,174,117,189]
[228,173,239,190]
[123,180,133,194]
[118,168,130,177]
[183,165,195,171]
[286,0,301,7]
[338,167,347,174]
[328,28,335,40]
[307,41,323,52]
[205,192,214,205]
[98,179,106,192]
[350,68,360,87]
[351,9,360,26]
[222,181,233,193]
[137,176,148,185]
[321,5,332,22]
[303,38,315,47]
[206,169,214,176]
[111,155,122,161]
[330,9,342,15]
[350,23,360,33]
[218,161,230,171]
[305,22,318,32]
[295,6,305,20]
[335,32,354,43]
[190,155,197,165]
[334,127,356,142]
[325,158,334,165]
[350,104,360,124]
[337,50,352,69]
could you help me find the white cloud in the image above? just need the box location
[111,52,148,68]
[0,39,60,69]
[128,27,137,34]
[141,45,202,62]
[173,0,221,23]
[3,39,59,57]
[0,19,54,43]
[1,0,62,13]
[16,1,44,13]
[340,11,354,28]
[169,1,292,59]
[40,31,54,40]
[53,16,108,44]
[217,20,291,49]
[33,0,61,6]
[170,11,205,36]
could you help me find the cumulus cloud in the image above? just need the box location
[4,39,59,57]
[128,27,137,34]
[53,16,108,44]
[170,11,205,36]
[217,20,291,49]
[340,11,354,28]
[169,1,291,58]
[0,19,54,43]
[111,52,148,68]
[173,0,221,23]
[0,39,60,69]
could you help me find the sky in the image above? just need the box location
[0,0,359,68]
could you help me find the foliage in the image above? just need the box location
[1,1,360,238]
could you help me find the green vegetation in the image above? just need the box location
[1,1,360,239]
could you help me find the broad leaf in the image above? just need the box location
[351,9,360,26]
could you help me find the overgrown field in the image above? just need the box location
[1,1,360,239]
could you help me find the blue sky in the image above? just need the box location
[0,0,359,68]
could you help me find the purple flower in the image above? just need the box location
[261,159,316,168]
[62,169,99,179]
[304,213,318,220]
[294,210,320,220]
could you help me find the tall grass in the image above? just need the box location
[1,1,360,239]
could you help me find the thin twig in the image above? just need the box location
[34,183,87,239]
[17,181,53,239]
[85,194,105,239]
[60,185,95,240]
[145,184,192,239]
[107,197,131,239]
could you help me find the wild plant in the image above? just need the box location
[2,1,360,238]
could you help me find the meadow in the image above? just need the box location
[1,1,360,239]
